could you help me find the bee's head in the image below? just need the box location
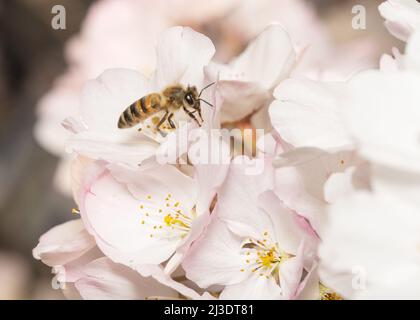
[184,83,214,111]
[184,86,200,109]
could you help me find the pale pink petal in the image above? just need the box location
[217,157,273,234]
[258,191,308,255]
[33,219,95,267]
[269,78,352,149]
[75,257,177,300]
[183,218,248,288]
[278,243,305,299]
[152,26,215,90]
[228,24,296,89]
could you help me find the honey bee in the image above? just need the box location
[117,83,214,134]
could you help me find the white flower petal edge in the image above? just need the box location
[33,219,96,267]
[379,0,420,42]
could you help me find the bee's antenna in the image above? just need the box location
[199,99,213,108]
[199,82,216,97]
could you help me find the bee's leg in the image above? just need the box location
[168,113,176,129]
[183,106,200,126]
[156,111,169,136]
[196,109,204,122]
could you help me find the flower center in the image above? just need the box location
[139,193,195,240]
[240,231,291,281]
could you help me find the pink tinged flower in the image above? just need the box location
[33,218,202,300]
[379,0,420,42]
[78,160,224,277]
[216,24,297,123]
[183,159,311,299]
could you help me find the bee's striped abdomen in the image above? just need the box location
[118,94,162,128]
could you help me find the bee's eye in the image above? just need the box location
[185,93,194,106]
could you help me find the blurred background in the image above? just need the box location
[0,0,402,299]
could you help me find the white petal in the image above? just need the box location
[269,78,351,149]
[342,71,420,173]
[405,31,420,73]
[229,24,296,89]
[319,190,420,299]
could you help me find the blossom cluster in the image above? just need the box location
[33,0,420,299]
